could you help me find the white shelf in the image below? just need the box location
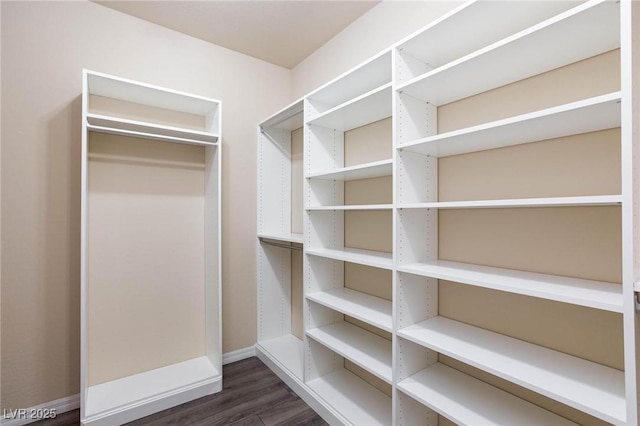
[396,1,577,81]
[399,195,622,210]
[307,50,391,112]
[306,322,392,384]
[85,356,220,419]
[398,362,577,426]
[398,316,626,424]
[307,288,392,333]
[398,1,620,105]
[87,113,219,146]
[398,92,621,157]
[307,369,392,426]
[307,204,392,211]
[259,99,304,131]
[307,159,393,181]
[307,83,392,131]
[306,246,393,270]
[397,260,622,313]
[257,232,304,245]
[257,334,303,380]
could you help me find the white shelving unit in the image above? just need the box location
[256,99,306,384]
[257,1,640,424]
[81,70,222,425]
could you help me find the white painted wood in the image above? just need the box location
[257,232,304,244]
[398,260,623,313]
[395,1,577,83]
[307,288,392,332]
[306,322,392,384]
[82,70,222,425]
[260,99,304,131]
[306,246,393,270]
[398,1,620,106]
[399,92,621,157]
[307,84,392,131]
[306,50,392,118]
[87,71,219,117]
[306,159,392,181]
[399,195,623,210]
[398,316,626,424]
[222,346,256,365]
[306,369,392,426]
[84,357,221,425]
[307,204,392,211]
[398,363,577,426]
[257,335,304,380]
[86,113,219,145]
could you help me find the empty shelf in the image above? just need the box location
[307,288,392,332]
[398,316,625,424]
[307,159,393,181]
[307,322,392,384]
[399,195,622,210]
[257,232,304,245]
[397,260,622,313]
[398,363,577,426]
[257,334,303,380]
[307,204,392,211]
[307,369,391,426]
[306,247,392,270]
[398,92,621,157]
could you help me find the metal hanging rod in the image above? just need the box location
[258,237,303,251]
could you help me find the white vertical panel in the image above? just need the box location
[205,143,221,369]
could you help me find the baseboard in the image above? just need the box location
[1,393,80,426]
[222,345,256,365]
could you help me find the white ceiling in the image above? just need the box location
[93,0,380,69]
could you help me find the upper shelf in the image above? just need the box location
[259,99,304,131]
[306,50,392,118]
[397,1,620,106]
[396,1,579,83]
[307,84,392,131]
[307,159,393,181]
[398,92,621,157]
[85,70,221,143]
[87,113,219,146]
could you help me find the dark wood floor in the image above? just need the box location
[33,357,327,426]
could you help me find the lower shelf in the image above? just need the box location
[307,369,392,426]
[257,334,304,380]
[398,362,577,426]
[83,356,221,425]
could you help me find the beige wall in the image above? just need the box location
[1,0,290,410]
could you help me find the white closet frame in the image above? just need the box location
[257,1,640,424]
[81,70,222,426]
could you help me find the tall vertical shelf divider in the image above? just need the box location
[81,70,222,426]
[257,1,640,424]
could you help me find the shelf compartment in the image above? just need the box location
[87,114,219,146]
[307,288,392,332]
[398,362,577,426]
[257,232,304,245]
[399,195,623,210]
[307,204,392,211]
[398,316,625,424]
[306,246,393,270]
[84,356,220,421]
[307,159,393,181]
[307,83,392,131]
[397,260,622,313]
[307,50,392,115]
[259,99,304,131]
[256,334,303,380]
[397,1,620,106]
[307,322,392,384]
[307,369,392,426]
[396,1,577,82]
[398,92,621,157]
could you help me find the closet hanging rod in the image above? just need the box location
[259,109,303,132]
[258,237,303,251]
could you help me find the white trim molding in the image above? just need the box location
[222,345,256,365]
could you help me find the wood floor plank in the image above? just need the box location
[30,357,326,426]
